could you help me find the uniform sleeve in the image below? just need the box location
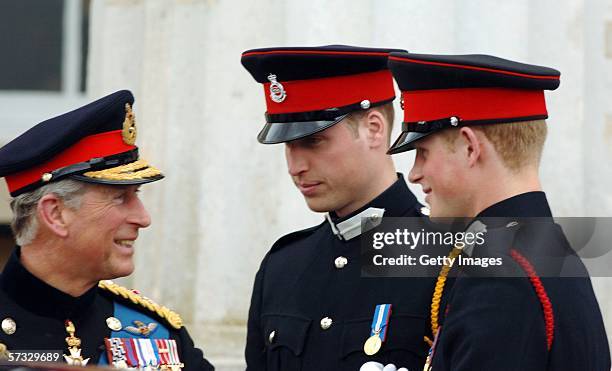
[177,326,215,371]
[245,256,268,371]
[432,278,549,371]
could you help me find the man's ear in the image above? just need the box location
[363,109,387,148]
[458,127,482,167]
[37,194,70,238]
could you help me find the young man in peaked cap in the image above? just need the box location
[241,45,440,371]
[0,90,214,370]
[388,52,610,370]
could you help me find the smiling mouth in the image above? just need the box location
[115,240,135,248]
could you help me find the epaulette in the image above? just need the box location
[98,280,183,330]
[269,221,326,253]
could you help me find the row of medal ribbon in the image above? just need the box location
[104,337,183,369]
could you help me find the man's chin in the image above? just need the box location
[304,197,336,214]
[104,263,135,281]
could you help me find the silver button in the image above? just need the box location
[320,317,333,330]
[268,330,276,344]
[335,256,348,269]
[41,173,53,182]
[506,221,519,228]
[106,316,122,331]
[369,213,380,222]
[450,116,459,126]
[360,100,371,109]
[1,318,16,335]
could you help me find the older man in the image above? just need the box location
[388,52,610,370]
[0,90,213,370]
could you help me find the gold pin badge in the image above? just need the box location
[124,320,158,337]
[0,342,10,360]
[1,318,15,335]
[122,103,137,145]
[106,317,122,332]
[64,320,90,366]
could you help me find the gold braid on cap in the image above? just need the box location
[98,280,183,329]
[84,159,161,180]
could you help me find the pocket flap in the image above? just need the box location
[262,313,312,356]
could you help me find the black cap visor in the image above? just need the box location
[387,131,434,154]
[257,114,348,144]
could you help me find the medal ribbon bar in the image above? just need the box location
[370,304,392,341]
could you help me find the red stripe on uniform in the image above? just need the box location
[402,88,547,123]
[5,130,135,193]
[263,70,395,115]
[389,56,560,80]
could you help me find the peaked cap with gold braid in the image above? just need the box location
[98,280,183,330]
[0,90,163,196]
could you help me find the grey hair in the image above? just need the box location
[10,179,89,246]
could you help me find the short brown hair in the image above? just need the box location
[343,102,395,143]
[441,120,547,171]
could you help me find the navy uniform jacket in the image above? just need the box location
[245,175,439,371]
[0,247,214,371]
[430,192,610,371]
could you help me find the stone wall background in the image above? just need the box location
[85,0,612,368]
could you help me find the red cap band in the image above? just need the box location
[263,70,395,115]
[6,130,136,193]
[403,88,547,123]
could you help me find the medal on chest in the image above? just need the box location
[363,304,392,356]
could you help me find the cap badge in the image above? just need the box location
[122,103,137,145]
[268,74,287,103]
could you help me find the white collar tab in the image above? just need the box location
[326,207,386,241]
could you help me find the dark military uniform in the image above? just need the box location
[430,192,610,370]
[0,90,214,370]
[245,175,438,371]
[0,247,214,370]
[386,53,611,370]
[241,46,448,370]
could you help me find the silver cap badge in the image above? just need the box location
[268,74,287,103]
